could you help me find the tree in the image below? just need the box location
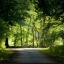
[0,0,30,48]
[35,0,64,48]
[59,30,64,45]
[0,19,8,47]
[37,0,64,21]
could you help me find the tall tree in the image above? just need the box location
[0,0,30,47]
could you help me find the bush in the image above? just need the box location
[39,45,64,58]
[52,45,64,57]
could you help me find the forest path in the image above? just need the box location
[9,48,62,64]
[0,48,63,64]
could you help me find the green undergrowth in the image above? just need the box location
[0,48,13,60]
[39,45,64,58]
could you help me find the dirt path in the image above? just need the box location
[0,48,64,64]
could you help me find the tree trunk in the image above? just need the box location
[23,28,24,45]
[26,33,28,47]
[0,39,2,48]
[37,32,39,47]
[62,38,64,45]
[41,16,46,47]
[5,37,9,48]
[14,37,16,47]
[32,27,34,47]
[20,25,23,46]
[33,32,34,47]
[5,25,12,48]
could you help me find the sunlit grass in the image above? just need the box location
[39,47,50,55]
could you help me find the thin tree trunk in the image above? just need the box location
[32,27,34,47]
[5,35,9,48]
[20,25,23,47]
[23,28,24,45]
[26,33,28,47]
[62,38,64,45]
[37,32,39,47]
[0,39,2,48]
[14,37,16,47]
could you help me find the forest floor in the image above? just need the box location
[0,48,64,64]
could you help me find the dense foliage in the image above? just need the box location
[0,0,64,59]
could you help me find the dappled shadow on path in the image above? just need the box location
[0,48,64,64]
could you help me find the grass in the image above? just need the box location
[39,47,50,55]
[0,48,13,60]
[39,47,64,63]
[39,45,64,58]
